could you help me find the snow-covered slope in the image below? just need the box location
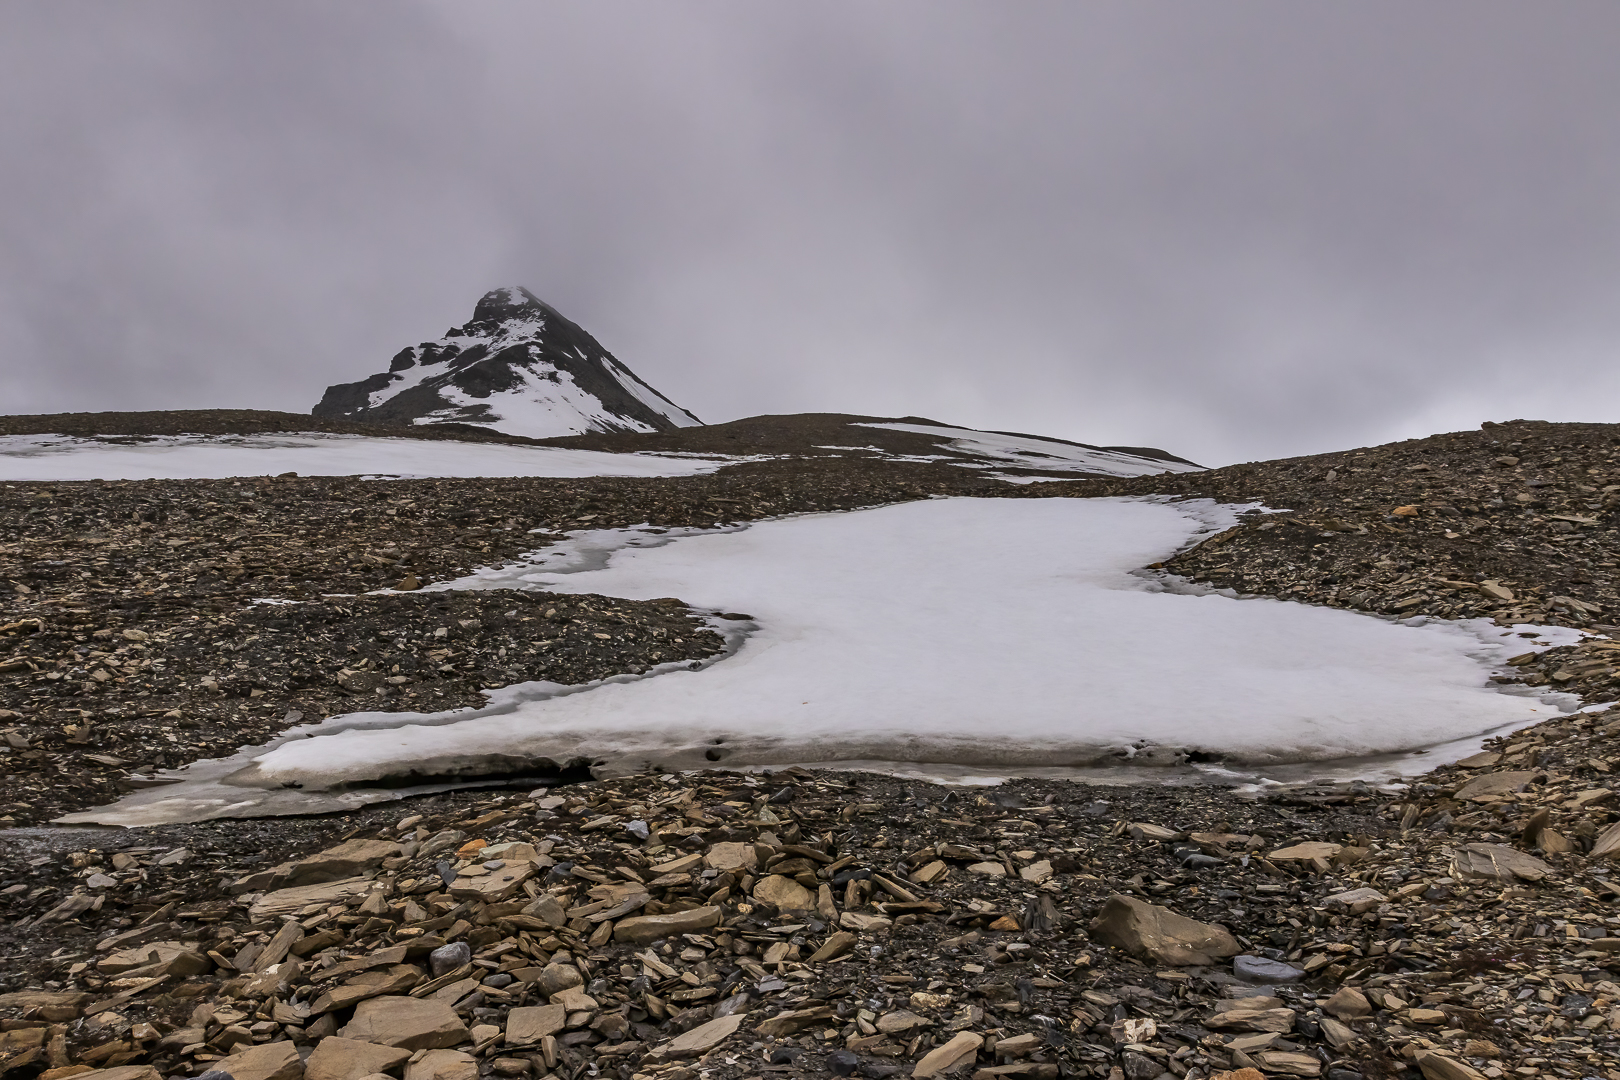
[314,287,702,439]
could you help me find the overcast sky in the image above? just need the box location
[3,3,1618,466]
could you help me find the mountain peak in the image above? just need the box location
[472,286,550,324]
[312,289,702,439]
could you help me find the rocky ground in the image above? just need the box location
[2,413,1619,1080]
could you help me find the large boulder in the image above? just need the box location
[1088,894,1240,966]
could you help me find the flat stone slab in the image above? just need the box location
[1452,771,1541,802]
[505,1004,567,1045]
[304,1038,412,1080]
[339,996,469,1050]
[250,877,377,920]
[216,1039,305,1080]
[613,905,722,944]
[1450,843,1552,883]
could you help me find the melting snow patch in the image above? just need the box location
[62,496,1583,824]
[0,433,739,482]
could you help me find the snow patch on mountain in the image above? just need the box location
[857,422,1205,479]
[314,287,702,439]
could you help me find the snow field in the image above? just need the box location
[232,497,1578,788]
[0,432,736,481]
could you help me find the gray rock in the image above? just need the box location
[1233,954,1306,984]
[1121,1051,1165,1080]
[428,942,471,978]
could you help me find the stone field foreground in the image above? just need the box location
[3,752,1620,1080]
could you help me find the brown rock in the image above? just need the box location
[216,1040,304,1080]
[404,1050,478,1080]
[703,842,758,872]
[1322,986,1371,1019]
[1452,771,1540,802]
[613,905,722,944]
[234,839,402,893]
[69,1070,162,1080]
[808,931,857,962]
[339,996,469,1050]
[250,877,376,920]
[752,874,814,911]
[1087,894,1240,966]
[96,942,203,976]
[657,1012,747,1058]
[304,1038,412,1080]
[1591,820,1620,859]
[448,862,536,903]
[0,991,89,1014]
[1450,843,1552,882]
[505,1005,567,1045]
[533,962,583,998]
[1415,1052,1488,1080]
[913,1031,983,1078]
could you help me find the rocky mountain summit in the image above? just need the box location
[313,289,702,440]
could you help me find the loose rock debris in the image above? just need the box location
[1,768,1618,1080]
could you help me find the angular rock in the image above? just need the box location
[1322,887,1385,915]
[234,839,402,893]
[658,1011,747,1058]
[448,862,535,903]
[250,877,376,920]
[1451,771,1541,802]
[753,874,814,911]
[1233,955,1305,984]
[339,996,469,1050]
[1450,843,1552,882]
[1591,820,1620,859]
[613,905,722,944]
[505,1005,567,1045]
[1415,1053,1488,1080]
[67,1070,163,1080]
[216,1039,305,1080]
[1268,842,1341,864]
[404,1050,478,1080]
[534,962,583,998]
[703,842,758,872]
[913,1031,983,1078]
[1322,986,1371,1019]
[809,931,858,962]
[96,941,206,977]
[1088,894,1240,966]
[428,942,471,979]
[304,1038,412,1080]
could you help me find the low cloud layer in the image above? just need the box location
[3,2,1618,465]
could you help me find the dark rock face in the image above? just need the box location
[314,287,702,439]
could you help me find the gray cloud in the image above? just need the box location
[3,1,1619,465]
